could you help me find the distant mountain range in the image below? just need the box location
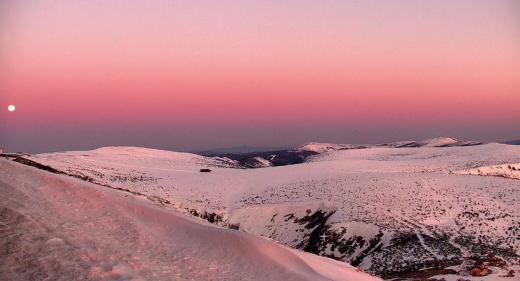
[211,137,484,168]
[196,145,291,155]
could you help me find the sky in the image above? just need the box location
[1,0,519,153]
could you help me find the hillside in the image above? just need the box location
[0,159,379,281]
[218,137,483,167]
[8,140,520,279]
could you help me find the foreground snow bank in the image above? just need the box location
[0,159,379,281]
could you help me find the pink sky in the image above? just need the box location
[1,0,519,152]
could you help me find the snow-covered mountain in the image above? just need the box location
[220,137,483,168]
[4,138,520,280]
[0,159,379,281]
[384,137,483,148]
[294,142,366,153]
[296,137,482,152]
[242,156,273,168]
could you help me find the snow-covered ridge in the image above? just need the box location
[295,137,482,154]
[34,146,239,170]
[394,137,483,148]
[455,163,520,180]
[208,137,485,169]
[294,142,365,153]
[0,159,380,281]
[243,156,273,168]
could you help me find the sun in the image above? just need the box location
[8,105,16,112]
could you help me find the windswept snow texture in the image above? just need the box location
[0,159,379,281]
[25,142,520,278]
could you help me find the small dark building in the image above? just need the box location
[199,168,212,173]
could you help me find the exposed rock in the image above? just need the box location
[470,265,490,276]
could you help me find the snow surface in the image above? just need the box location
[247,156,273,168]
[22,141,520,279]
[295,142,363,153]
[455,163,520,180]
[0,159,380,281]
[417,137,463,147]
[294,137,481,154]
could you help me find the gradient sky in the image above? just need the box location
[1,0,519,153]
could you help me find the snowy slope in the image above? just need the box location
[218,137,483,168]
[294,137,481,154]
[35,146,239,170]
[295,142,365,153]
[243,156,273,168]
[20,141,520,279]
[0,159,379,281]
[455,163,520,180]
[395,137,482,147]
